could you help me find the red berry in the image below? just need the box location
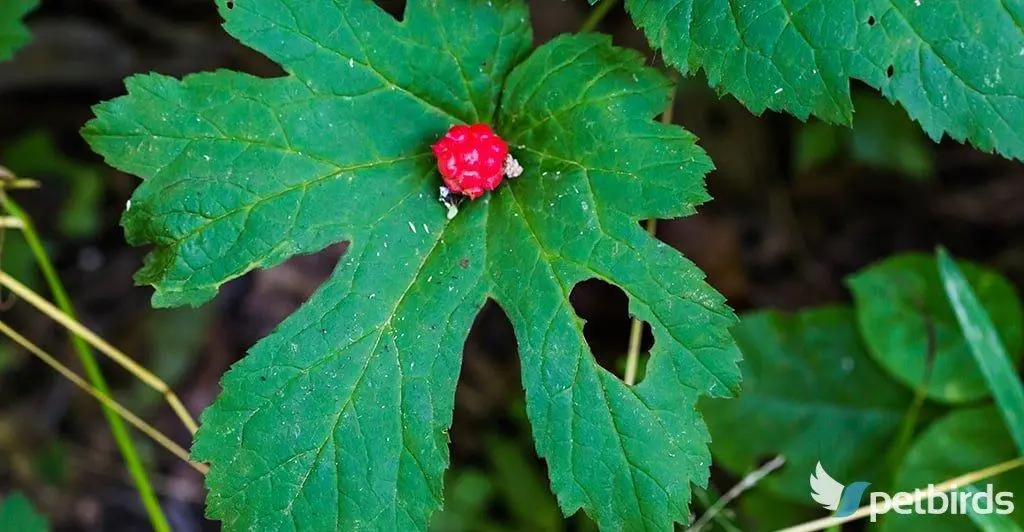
[432,124,509,200]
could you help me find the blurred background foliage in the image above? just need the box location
[1,1,1023,531]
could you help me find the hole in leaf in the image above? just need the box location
[378,0,407,21]
[637,219,660,234]
[569,279,654,383]
[451,300,522,458]
[867,15,875,26]
[886,65,895,78]
[239,242,347,342]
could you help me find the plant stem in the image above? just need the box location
[2,196,171,532]
[0,321,204,473]
[0,271,199,434]
[579,0,622,32]
[687,456,786,532]
[624,219,657,385]
[884,314,936,487]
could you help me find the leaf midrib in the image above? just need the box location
[219,217,455,525]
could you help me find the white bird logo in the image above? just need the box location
[809,461,845,511]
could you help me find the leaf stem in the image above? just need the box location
[579,0,622,32]
[1,195,171,532]
[0,271,199,434]
[883,314,936,484]
[0,321,206,473]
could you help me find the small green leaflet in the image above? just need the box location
[82,0,740,530]
[701,307,912,504]
[848,253,1023,403]
[594,0,1024,161]
[0,0,37,61]
[0,492,49,532]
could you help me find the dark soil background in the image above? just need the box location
[1,1,1022,530]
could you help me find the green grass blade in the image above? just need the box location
[937,247,1024,455]
[963,484,1023,532]
[3,197,170,531]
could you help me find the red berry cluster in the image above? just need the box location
[431,124,509,199]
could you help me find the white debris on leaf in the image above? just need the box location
[503,153,523,179]
[438,186,461,220]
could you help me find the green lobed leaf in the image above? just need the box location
[882,406,1024,532]
[701,307,913,504]
[937,248,1024,454]
[597,0,1024,161]
[0,492,49,532]
[82,0,740,529]
[0,0,36,61]
[848,253,1024,403]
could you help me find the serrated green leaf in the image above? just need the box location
[0,492,49,532]
[600,0,1024,161]
[0,0,36,61]
[883,406,1024,532]
[496,34,739,531]
[82,1,740,530]
[702,307,913,504]
[848,253,1024,403]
